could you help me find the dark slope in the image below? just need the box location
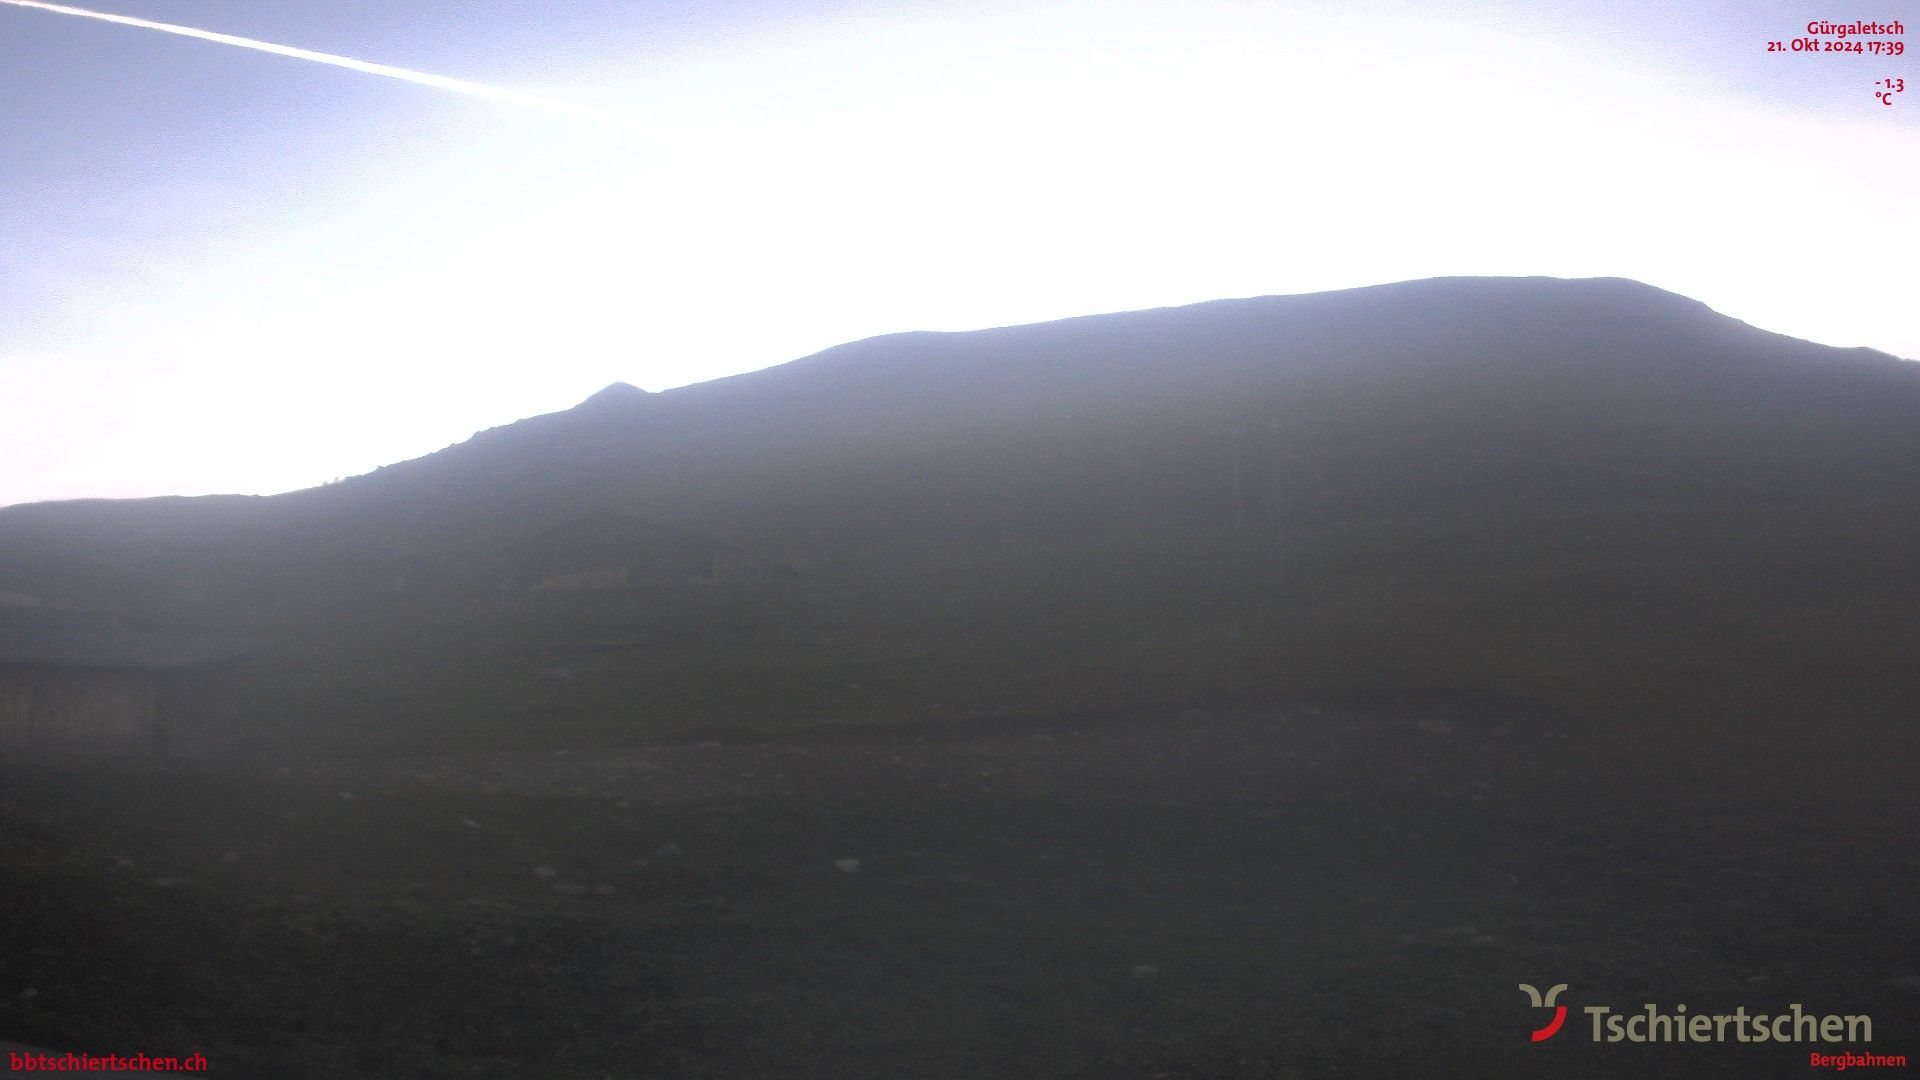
[4,274,1915,596]
[1,275,1915,752]
[330,284,1920,485]
[339,275,1920,521]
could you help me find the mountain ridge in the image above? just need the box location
[2,274,1915,611]
[2,273,1915,756]
[2,275,1907,519]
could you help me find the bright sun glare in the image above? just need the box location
[0,0,1914,505]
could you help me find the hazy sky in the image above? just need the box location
[1,0,1913,506]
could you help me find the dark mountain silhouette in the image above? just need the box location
[2,275,1914,751]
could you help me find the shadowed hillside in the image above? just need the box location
[2,275,1915,755]
[4,277,1918,1080]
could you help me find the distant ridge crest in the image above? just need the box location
[578,382,650,409]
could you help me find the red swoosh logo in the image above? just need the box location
[1530,1006,1567,1042]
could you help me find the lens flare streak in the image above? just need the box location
[0,0,644,134]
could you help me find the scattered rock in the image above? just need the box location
[833,858,862,873]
